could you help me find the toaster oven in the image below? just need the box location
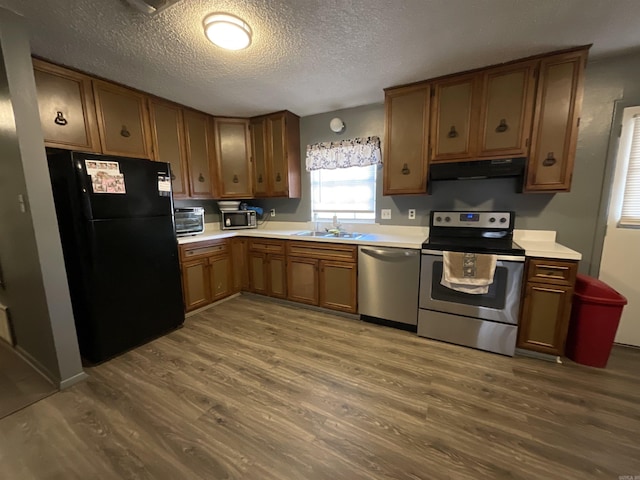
[174,207,205,236]
[221,210,257,230]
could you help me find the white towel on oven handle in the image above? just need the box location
[441,251,497,294]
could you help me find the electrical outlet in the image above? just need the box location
[270,208,276,217]
[381,209,391,220]
[408,209,416,220]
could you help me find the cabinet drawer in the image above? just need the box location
[527,259,578,286]
[287,241,357,262]
[248,239,285,254]
[180,239,228,261]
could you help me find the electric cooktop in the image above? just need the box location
[421,211,525,256]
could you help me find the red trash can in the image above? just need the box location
[565,274,628,368]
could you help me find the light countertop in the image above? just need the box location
[178,222,582,261]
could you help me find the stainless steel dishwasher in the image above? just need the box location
[358,246,420,326]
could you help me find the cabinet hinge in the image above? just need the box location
[603,224,608,237]
[577,117,581,128]
[618,124,623,138]
[525,138,530,147]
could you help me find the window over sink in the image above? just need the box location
[306,136,381,222]
[310,164,377,222]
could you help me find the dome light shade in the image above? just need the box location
[203,13,252,50]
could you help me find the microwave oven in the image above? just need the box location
[174,207,205,236]
[221,210,257,230]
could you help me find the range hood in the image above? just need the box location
[429,157,526,182]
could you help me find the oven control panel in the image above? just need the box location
[431,211,512,229]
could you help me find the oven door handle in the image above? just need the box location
[421,249,525,263]
[361,247,419,258]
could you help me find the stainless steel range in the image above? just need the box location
[418,211,525,356]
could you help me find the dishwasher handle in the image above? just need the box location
[360,247,419,258]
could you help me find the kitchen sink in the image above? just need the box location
[294,231,366,240]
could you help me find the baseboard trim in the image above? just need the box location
[241,292,360,320]
[185,293,242,318]
[515,348,562,364]
[15,345,59,384]
[59,371,88,389]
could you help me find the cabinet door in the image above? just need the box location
[266,113,289,197]
[32,60,100,152]
[287,257,319,305]
[149,100,189,197]
[231,238,249,292]
[93,80,153,159]
[249,252,267,295]
[517,282,573,356]
[319,261,357,313]
[268,255,287,299]
[212,117,253,198]
[250,118,269,197]
[209,255,232,301]
[183,110,215,198]
[383,84,430,195]
[431,75,478,162]
[182,259,210,311]
[477,63,536,158]
[526,50,587,192]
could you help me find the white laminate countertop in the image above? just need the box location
[178,222,582,261]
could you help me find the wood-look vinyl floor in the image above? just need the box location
[0,340,56,420]
[1,295,639,479]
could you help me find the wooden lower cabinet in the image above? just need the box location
[248,239,287,298]
[180,239,233,312]
[231,238,249,292]
[182,258,210,311]
[287,257,319,305]
[287,242,358,314]
[517,258,578,356]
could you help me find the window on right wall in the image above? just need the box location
[618,108,640,227]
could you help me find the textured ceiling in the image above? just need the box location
[1,0,640,117]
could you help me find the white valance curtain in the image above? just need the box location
[305,136,382,171]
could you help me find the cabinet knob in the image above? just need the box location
[275,172,281,182]
[170,173,176,181]
[447,126,458,138]
[542,153,557,167]
[401,163,411,175]
[54,111,68,126]
[233,174,239,184]
[198,173,205,182]
[495,118,509,133]
[120,125,131,138]
[257,174,263,183]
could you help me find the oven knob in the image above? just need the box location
[436,216,442,223]
[445,216,451,223]
[500,217,507,223]
[489,217,496,223]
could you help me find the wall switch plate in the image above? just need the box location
[270,208,276,217]
[381,209,391,220]
[408,209,416,220]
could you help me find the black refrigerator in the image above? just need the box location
[47,151,185,364]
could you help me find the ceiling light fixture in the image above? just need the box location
[203,13,252,51]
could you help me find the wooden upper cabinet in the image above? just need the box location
[267,113,289,197]
[526,50,587,192]
[250,118,269,197]
[212,117,253,198]
[477,62,537,158]
[148,99,189,197]
[93,80,153,159]
[383,83,430,195]
[250,111,301,198]
[183,109,216,198]
[32,59,100,152]
[431,74,478,162]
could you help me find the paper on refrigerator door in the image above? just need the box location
[85,159,126,194]
[158,174,171,197]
